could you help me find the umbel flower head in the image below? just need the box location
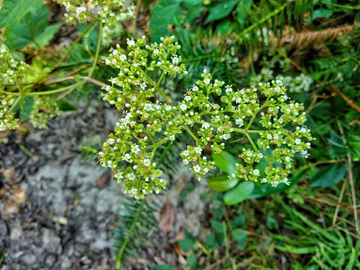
[99,36,313,199]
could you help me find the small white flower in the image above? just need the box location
[261,178,267,183]
[204,78,210,85]
[120,54,127,62]
[193,165,201,173]
[285,156,291,162]
[257,153,263,158]
[169,135,175,141]
[165,105,172,111]
[184,96,191,101]
[235,119,243,126]
[253,169,260,176]
[128,40,135,47]
[267,134,272,139]
[226,87,233,93]
[222,134,230,140]
[172,57,179,65]
[236,98,242,103]
[202,123,210,129]
[193,86,199,91]
[124,153,131,161]
[295,139,301,144]
[183,159,189,165]
[126,173,136,180]
[108,138,115,145]
[143,159,151,166]
[182,150,190,157]
[180,104,187,111]
[204,168,209,173]
[194,147,202,154]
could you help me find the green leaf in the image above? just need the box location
[204,0,239,24]
[310,163,347,187]
[57,99,77,111]
[153,264,175,270]
[150,0,181,43]
[178,239,195,252]
[275,245,317,254]
[306,9,333,25]
[224,181,254,205]
[236,0,252,25]
[5,5,50,50]
[12,96,34,121]
[33,23,63,48]
[208,175,239,191]
[212,150,238,175]
[232,229,248,250]
[266,213,279,230]
[0,0,43,28]
[210,220,224,233]
[206,233,219,250]
[182,0,202,8]
[187,253,200,269]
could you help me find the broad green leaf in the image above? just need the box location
[232,229,248,250]
[306,9,333,24]
[208,175,239,191]
[182,0,202,8]
[310,163,347,187]
[206,233,219,250]
[178,239,194,252]
[212,150,238,175]
[57,99,77,111]
[153,265,175,270]
[5,5,50,50]
[0,0,43,28]
[275,245,317,254]
[204,0,239,24]
[12,96,34,121]
[33,23,63,48]
[150,0,181,43]
[187,253,200,269]
[224,181,254,205]
[210,220,224,233]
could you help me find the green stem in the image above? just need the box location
[89,22,102,78]
[184,126,199,143]
[245,133,258,152]
[323,2,360,10]
[9,97,21,112]
[53,21,96,71]
[116,199,145,269]
[23,81,86,96]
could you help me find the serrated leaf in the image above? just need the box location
[204,0,239,24]
[5,5,50,50]
[33,23,63,48]
[208,175,239,191]
[212,150,238,175]
[224,181,254,205]
[310,163,347,187]
[150,0,181,43]
[0,0,43,28]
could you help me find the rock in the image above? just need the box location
[21,254,37,266]
[42,229,62,254]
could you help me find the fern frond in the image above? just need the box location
[113,197,160,269]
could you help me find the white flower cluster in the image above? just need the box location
[55,0,135,46]
[99,37,313,198]
[29,96,62,129]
